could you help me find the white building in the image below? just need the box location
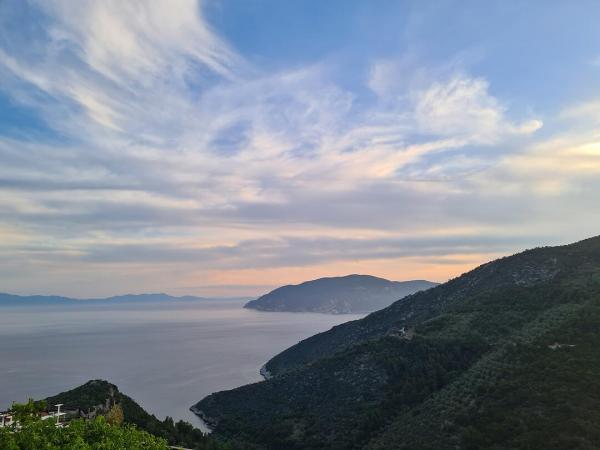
[0,404,66,428]
[0,412,14,428]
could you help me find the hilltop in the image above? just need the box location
[244,275,437,314]
[194,235,600,449]
[44,380,233,449]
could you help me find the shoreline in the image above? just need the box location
[192,363,272,433]
[259,364,273,380]
[189,405,215,433]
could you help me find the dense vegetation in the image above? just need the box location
[44,380,234,450]
[0,414,168,450]
[194,236,600,449]
[197,335,487,449]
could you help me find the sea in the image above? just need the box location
[0,298,363,430]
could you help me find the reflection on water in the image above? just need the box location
[0,299,363,430]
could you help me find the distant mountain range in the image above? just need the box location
[244,274,438,314]
[0,292,243,306]
[194,235,600,449]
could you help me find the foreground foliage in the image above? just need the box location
[0,416,168,450]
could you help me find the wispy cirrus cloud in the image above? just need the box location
[42,0,239,80]
[0,0,597,297]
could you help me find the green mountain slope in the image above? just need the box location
[367,306,600,449]
[193,236,600,449]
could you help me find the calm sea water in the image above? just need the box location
[0,299,362,430]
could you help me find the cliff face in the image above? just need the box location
[45,379,172,429]
[45,380,120,418]
[244,275,438,314]
[194,236,600,449]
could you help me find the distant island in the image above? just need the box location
[0,292,247,306]
[244,274,438,314]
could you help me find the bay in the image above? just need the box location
[0,298,362,430]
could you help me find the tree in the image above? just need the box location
[10,399,47,425]
[105,404,124,426]
[0,403,169,450]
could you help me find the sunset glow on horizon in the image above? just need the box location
[1,0,599,297]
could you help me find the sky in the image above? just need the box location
[0,0,599,297]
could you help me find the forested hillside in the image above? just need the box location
[194,236,600,449]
